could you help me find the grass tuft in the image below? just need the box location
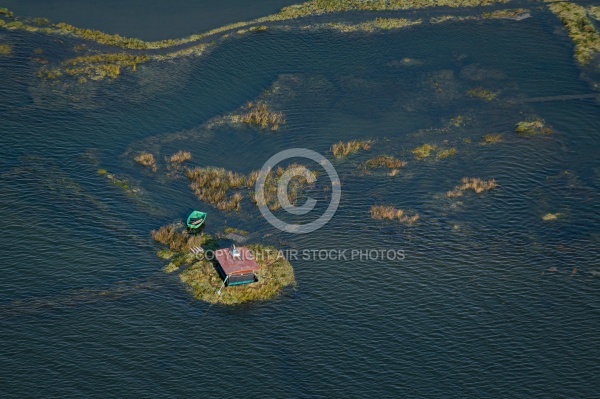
[331,140,372,158]
[447,177,497,197]
[370,205,419,225]
[168,150,192,164]
[0,43,11,56]
[480,134,502,145]
[467,87,498,101]
[239,101,285,131]
[364,155,407,171]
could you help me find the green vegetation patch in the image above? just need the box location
[326,18,422,33]
[515,118,554,136]
[480,134,502,145]
[467,87,498,101]
[0,43,11,56]
[547,2,600,65]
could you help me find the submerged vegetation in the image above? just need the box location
[331,140,372,158]
[236,101,285,131]
[542,212,561,221]
[467,87,498,101]
[446,177,497,197]
[152,223,295,305]
[0,43,11,56]
[547,2,600,65]
[97,169,141,196]
[515,118,554,136]
[134,152,157,172]
[370,205,419,225]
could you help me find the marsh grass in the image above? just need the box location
[548,2,600,65]
[437,148,457,159]
[0,43,11,56]
[370,205,419,225]
[239,101,285,131]
[272,0,511,20]
[480,134,502,145]
[134,152,157,172]
[187,164,311,212]
[364,155,407,172]
[467,87,498,101]
[447,177,497,197]
[168,150,192,164]
[515,118,554,136]
[412,143,436,160]
[326,18,422,33]
[331,140,372,158]
[36,53,148,81]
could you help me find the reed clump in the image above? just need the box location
[467,87,498,101]
[239,101,285,131]
[480,134,502,145]
[134,152,157,172]
[547,2,600,65]
[0,43,11,56]
[365,155,406,169]
[446,177,497,197]
[515,118,553,136]
[331,140,372,158]
[187,167,247,211]
[370,205,419,225]
[168,150,192,164]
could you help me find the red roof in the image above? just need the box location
[215,247,260,276]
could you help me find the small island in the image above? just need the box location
[151,223,295,305]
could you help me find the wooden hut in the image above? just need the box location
[214,246,259,286]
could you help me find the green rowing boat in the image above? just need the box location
[187,210,207,231]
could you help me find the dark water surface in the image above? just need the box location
[1,3,600,398]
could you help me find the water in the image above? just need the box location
[1,3,600,397]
